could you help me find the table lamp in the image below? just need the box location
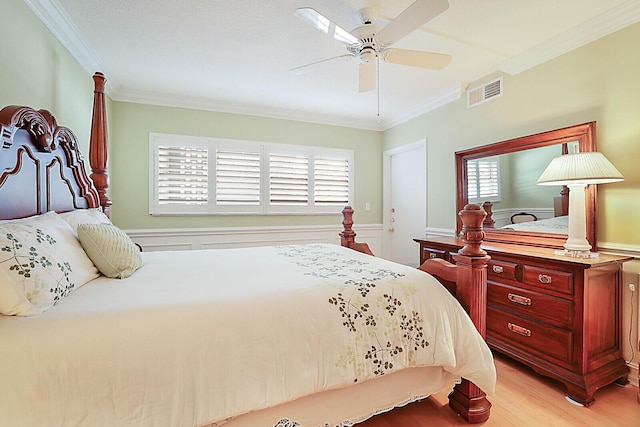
[537,151,623,258]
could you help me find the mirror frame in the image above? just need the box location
[455,122,597,249]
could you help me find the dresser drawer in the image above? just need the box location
[488,282,573,328]
[422,247,447,263]
[487,307,573,364]
[487,259,517,281]
[522,265,573,295]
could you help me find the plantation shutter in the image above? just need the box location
[151,133,353,215]
[216,150,261,205]
[269,154,309,205]
[314,157,349,205]
[157,146,208,205]
[467,158,499,202]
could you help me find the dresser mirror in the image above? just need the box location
[455,122,597,249]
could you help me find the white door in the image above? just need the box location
[383,141,426,266]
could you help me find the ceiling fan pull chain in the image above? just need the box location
[377,55,381,123]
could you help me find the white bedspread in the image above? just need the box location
[0,244,495,427]
[501,215,568,232]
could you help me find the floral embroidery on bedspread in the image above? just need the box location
[273,419,301,427]
[277,244,430,381]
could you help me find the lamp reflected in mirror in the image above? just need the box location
[537,151,623,257]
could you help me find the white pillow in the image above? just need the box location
[58,208,112,236]
[77,223,142,279]
[0,212,100,316]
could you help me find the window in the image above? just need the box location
[150,133,353,215]
[467,157,500,203]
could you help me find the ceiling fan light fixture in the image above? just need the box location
[360,48,377,64]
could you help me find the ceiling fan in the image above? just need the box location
[292,0,452,93]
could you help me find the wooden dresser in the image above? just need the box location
[415,236,631,406]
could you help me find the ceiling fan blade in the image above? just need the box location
[359,61,376,93]
[377,0,449,46]
[294,8,359,46]
[290,54,355,75]
[382,48,451,70]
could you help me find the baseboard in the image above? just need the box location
[125,224,384,255]
[628,361,639,388]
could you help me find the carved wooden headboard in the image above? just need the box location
[0,73,110,220]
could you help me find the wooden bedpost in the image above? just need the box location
[344,204,491,422]
[89,72,112,217]
[340,206,374,256]
[448,204,491,423]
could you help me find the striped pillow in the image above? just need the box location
[77,223,142,279]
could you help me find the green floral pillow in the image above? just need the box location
[0,212,100,316]
[77,223,142,279]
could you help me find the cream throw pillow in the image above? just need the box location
[77,223,142,279]
[0,212,100,316]
[59,208,112,236]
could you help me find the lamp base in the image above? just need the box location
[553,249,600,259]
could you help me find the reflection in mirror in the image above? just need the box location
[455,122,597,249]
[478,145,570,225]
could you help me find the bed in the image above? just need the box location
[501,215,569,233]
[0,73,495,426]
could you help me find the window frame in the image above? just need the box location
[149,133,354,216]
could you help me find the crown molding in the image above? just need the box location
[112,89,382,131]
[24,0,118,96]
[500,0,640,75]
[380,84,464,130]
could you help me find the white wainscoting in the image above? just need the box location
[125,224,383,255]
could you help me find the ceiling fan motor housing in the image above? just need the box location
[348,35,379,64]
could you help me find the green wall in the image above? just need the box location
[383,22,640,247]
[502,146,560,210]
[109,102,382,229]
[0,0,97,156]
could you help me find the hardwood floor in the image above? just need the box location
[359,352,639,426]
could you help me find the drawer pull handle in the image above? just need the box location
[538,274,553,284]
[429,253,437,259]
[508,293,532,306]
[492,265,504,274]
[508,323,531,337]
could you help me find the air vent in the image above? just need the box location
[467,77,503,108]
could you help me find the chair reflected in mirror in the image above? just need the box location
[510,212,538,224]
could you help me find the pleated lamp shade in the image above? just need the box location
[537,152,623,186]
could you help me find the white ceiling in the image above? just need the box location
[28,0,640,130]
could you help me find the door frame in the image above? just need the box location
[382,139,427,261]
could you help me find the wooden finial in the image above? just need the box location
[340,205,374,256]
[458,204,487,257]
[340,205,356,247]
[482,201,495,228]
